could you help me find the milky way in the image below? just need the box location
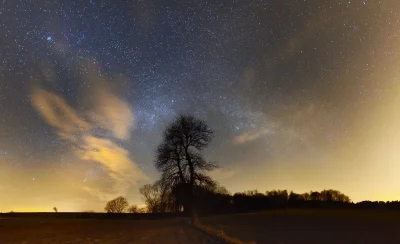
[1,0,400,211]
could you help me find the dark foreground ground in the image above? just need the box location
[202,209,400,244]
[0,218,221,244]
[1,210,400,244]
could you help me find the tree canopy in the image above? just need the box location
[154,115,217,217]
[104,196,129,213]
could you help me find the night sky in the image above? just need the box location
[1,0,400,212]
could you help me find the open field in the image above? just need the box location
[2,210,400,244]
[0,217,222,244]
[201,209,400,244]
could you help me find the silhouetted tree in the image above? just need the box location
[192,184,232,214]
[228,189,352,212]
[53,207,58,213]
[139,181,182,213]
[128,204,139,213]
[310,191,321,201]
[155,115,217,221]
[233,191,268,212]
[138,207,147,213]
[301,192,311,201]
[105,196,129,213]
[244,190,259,196]
[140,184,160,212]
[266,190,288,208]
[215,185,230,195]
[139,183,169,213]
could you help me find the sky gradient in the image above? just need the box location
[1,0,400,212]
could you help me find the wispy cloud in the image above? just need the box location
[79,136,146,200]
[87,87,134,141]
[31,88,91,140]
[31,83,146,200]
[233,129,270,144]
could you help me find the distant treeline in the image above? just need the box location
[193,188,354,215]
[356,200,400,210]
[201,189,400,214]
[140,184,400,215]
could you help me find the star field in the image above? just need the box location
[1,0,400,211]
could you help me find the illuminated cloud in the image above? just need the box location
[31,86,146,200]
[88,89,134,140]
[79,60,135,140]
[79,136,147,200]
[30,88,91,140]
[233,130,270,144]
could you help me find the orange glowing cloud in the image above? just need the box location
[80,136,147,200]
[87,89,134,140]
[233,130,270,144]
[30,86,146,201]
[31,88,91,140]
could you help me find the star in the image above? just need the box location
[0,0,399,212]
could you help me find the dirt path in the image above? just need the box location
[0,218,222,244]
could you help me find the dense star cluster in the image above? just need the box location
[1,0,400,211]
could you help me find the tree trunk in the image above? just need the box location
[175,146,186,184]
[184,148,198,223]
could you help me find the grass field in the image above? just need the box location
[1,210,400,244]
[201,209,400,244]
